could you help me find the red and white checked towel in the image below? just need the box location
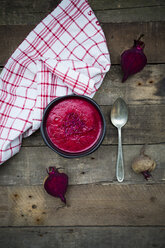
[0,0,110,164]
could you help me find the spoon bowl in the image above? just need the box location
[111,98,128,128]
[110,98,128,182]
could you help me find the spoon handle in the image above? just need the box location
[116,128,124,182]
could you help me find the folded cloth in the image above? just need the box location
[0,0,110,164]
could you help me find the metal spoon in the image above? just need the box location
[110,98,128,182]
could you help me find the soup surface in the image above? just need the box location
[46,97,102,153]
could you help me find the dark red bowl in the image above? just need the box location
[40,95,106,158]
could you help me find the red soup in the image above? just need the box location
[46,97,102,153]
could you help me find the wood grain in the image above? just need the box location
[0,25,33,65]
[0,0,164,25]
[0,22,165,65]
[95,7,165,23]
[90,0,165,10]
[0,0,60,25]
[94,64,165,105]
[0,144,164,186]
[0,184,164,226]
[0,226,165,248]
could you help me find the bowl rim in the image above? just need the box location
[40,94,106,158]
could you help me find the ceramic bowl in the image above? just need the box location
[40,95,106,158]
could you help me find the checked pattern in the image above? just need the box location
[0,0,110,164]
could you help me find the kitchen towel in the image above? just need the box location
[0,0,110,164]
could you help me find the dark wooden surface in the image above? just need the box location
[0,227,164,248]
[0,0,165,247]
[0,184,165,226]
[1,22,165,65]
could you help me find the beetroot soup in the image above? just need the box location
[46,97,102,153]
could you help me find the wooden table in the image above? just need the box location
[0,1,165,247]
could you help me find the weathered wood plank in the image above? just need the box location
[103,104,165,145]
[0,0,60,25]
[0,184,164,226]
[90,0,165,10]
[0,226,165,248]
[0,144,164,185]
[0,1,164,25]
[19,104,165,147]
[95,6,165,23]
[0,25,33,65]
[0,22,165,66]
[95,64,165,105]
[1,64,165,105]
